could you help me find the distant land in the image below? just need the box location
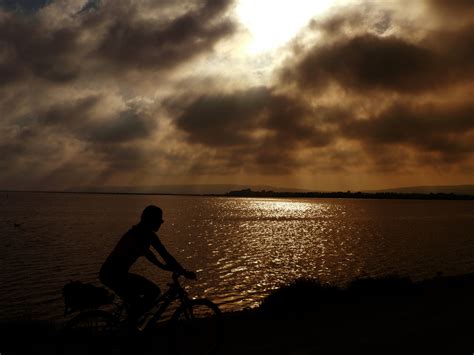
[2,184,473,199]
[66,184,308,195]
[67,184,474,196]
[225,189,474,200]
[366,184,474,195]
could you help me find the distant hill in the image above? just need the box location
[64,184,474,196]
[369,185,474,195]
[67,184,308,195]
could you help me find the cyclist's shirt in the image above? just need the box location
[101,224,158,277]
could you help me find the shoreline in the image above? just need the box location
[2,189,474,201]
[2,273,474,354]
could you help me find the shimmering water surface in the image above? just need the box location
[1,192,474,321]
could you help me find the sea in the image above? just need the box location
[1,192,473,322]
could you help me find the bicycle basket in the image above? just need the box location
[62,281,114,315]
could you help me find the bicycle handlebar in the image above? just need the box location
[170,270,197,286]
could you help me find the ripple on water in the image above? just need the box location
[1,193,474,320]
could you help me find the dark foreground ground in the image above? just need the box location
[2,273,474,354]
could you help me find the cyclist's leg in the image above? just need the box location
[99,266,127,296]
[125,273,161,319]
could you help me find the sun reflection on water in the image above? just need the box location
[201,198,357,310]
[246,198,315,217]
[3,193,473,320]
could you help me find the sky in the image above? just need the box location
[0,0,473,191]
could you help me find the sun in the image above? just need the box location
[236,0,336,54]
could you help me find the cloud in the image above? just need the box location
[171,87,269,147]
[0,0,237,86]
[281,7,474,94]
[282,34,442,93]
[340,101,474,164]
[0,0,240,188]
[428,0,474,19]
[92,0,236,73]
[1,0,473,190]
[0,13,83,85]
[254,1,474,175]
[168,1,474,177]
[36,95,155,143]
[0,92,160,188]
[167,87,339,173]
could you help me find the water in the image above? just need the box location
[1,192,473,321]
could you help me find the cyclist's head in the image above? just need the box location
[141,205,164,231]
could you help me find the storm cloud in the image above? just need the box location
[266,0,474,174]
[169,87,338,173]
[1,0,473,190]
[282,34,442,93]
[168,0,474,177]
[341,102,474,162]
[0,0,236,86]
[281,5,474,94]
[93,0,236,72]
[0,0,238,189]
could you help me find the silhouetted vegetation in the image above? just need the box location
[226,188,474,200]
[3,273,474,354]
[249,273,474,353]
[258,275,428,317]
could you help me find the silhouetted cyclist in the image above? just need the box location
[99,205,196,322]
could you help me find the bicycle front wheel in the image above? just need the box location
[170,299,222,355]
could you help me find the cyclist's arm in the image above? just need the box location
[150,236,186,273]
[144,249,173,271]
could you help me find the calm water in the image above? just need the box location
[1,192,474,321]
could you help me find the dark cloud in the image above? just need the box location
[341,102,474,159]
[281,2,474,95]
[93,0,236,72]
[0,15,82,84]
[169,87,338,173]
[171,87,269,147]
[1,0,474,188]
[0,0,239,188]
[0,95,159,189]
[282,30,474,95]
[0,0,236,86]
[241,1,474,176]
[35,95,156,144]
[283,34,441,93]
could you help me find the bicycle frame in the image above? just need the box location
[143,273,190,328]
[82,273,191,331]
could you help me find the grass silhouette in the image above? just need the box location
[2,273,474,354]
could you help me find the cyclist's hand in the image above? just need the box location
[183,270,197,280]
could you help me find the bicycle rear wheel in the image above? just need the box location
[170,299,221,355]
[63,310,119,337]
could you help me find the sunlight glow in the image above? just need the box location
[246,199,322,219]
[236,0,335,54]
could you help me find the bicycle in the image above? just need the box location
[62,272,222,354]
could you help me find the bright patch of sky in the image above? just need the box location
[236,0,338,54]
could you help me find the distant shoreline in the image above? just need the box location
[1,189,474,200]
[224,188,474,200]
[0,190,204,197]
